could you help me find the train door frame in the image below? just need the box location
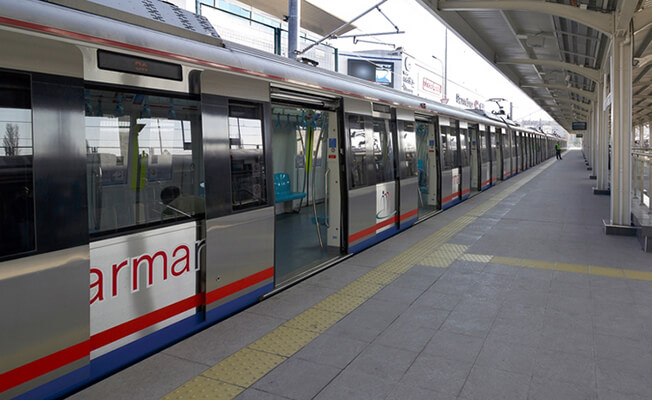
[415,114,441,219]
[268,86,346,287]
[440,117,462,209]
[470,123,480,193]
[459,120,471,201]
[394,107,419,230]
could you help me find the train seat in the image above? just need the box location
[274,173,306,203]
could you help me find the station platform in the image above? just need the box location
[71,149,652,400]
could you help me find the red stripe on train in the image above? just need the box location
[0,267,273,393]
[400,209,418,221]
[349,215,398,243]
[442,191,461,203]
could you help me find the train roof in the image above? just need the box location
[3,0,559,139]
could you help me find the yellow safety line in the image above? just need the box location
[164,159,557,399]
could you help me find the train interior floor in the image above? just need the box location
[71,149,652,400]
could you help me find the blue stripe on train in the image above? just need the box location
[348,225,399,254]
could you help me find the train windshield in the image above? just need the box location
[84,88,204,236]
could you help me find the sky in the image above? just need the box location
[307,0,555,122]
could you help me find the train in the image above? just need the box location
[0,1,565,398]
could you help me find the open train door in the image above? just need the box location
[415,115,440,219]
[269,87,344,287]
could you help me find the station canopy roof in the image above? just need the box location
[417,0,652,130]
[236,0,356,37]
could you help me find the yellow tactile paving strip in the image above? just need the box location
[455,254,652,281]
[164,160,558,399]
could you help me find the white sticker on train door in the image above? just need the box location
[376,182,396,233]
[89,222,199,359]
[452,168,460,193]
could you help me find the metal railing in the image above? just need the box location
[633,150,652,213]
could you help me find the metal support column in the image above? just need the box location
[608,30,633,231]
[596,79,610,192]
[288,0,301,59]
[589,109,597,177]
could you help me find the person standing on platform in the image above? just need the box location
[555,142,562,160]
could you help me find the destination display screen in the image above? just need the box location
[572,121,587,130]
[97,50,182,81]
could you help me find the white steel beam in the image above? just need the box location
[438,0,613,35]
[596,80,609,191]
[521,83,596,100]
[496,58,601,82]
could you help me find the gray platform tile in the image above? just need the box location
[234,389,291,400]
[306,264,372,290]
[423,330,484,363]
[597,389,650,400]
[453,299,501,317]
[487,317,543,348]
[497,301,546,324]
[538,323,594,356]
[374,320,437,352]
[345,343,418,382]
[385,383,458,400]
[475,271,515,288]
[440,308,496,338]
[533,348,596,389]
[346,248,400,268]
[594,334,652,370]
[448,232,483,246]
[591,285,635,305]
[459,365,530,400]
[163,311,284,366]
[431,274,479,295]
[313,370,394,400]
[462,281,509,303]
[552,270,591,286]
[596,356,652,398]
[528,377,597,400]
[448,260,487,275]
[324,298,408,343]
[475,339,537,375]
[400,354,473,395]
[414,288,462,311]
[392,264,443,290]
[515,266,554,282]
[593,315,646,341]
[395,303,450,330]
[590,274,630,290]
[248,284,335,321]
[273,282,335,305]
[549,280,592,299]
[293,332,367,369]
[69,353,206,400]
[482,263,520,276]
[510,275,553,294]
[251,358,340,400]
[547,294,593,320]
[372,282,427,304]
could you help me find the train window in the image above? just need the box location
[0,71,35,258]
[459,128,469,167]
[229,102,267,211]
[480,130,489,162]
[372,118,395,184]
[85,88,204,235]
[348,114,368,188]
[440,125,458,170]
[398,120,416,179]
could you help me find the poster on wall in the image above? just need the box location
[376,182,397,233]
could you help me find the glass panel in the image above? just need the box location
[490,132,497,161]
[480,130,489,162]
[459,128,469,167]
[372,118,395,183]
[348,114,368,188]
[0,71,34,257]
[399,120,417,179]
[448,127,459,168]
[85,88,203,235]
[229,102,267,211]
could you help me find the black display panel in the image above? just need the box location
[572,121,587,130]
[97,50,182,81]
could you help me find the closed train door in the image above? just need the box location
[415,117,439,218]
[459,121,471,201]
[479,124,491,191]
[395,108,418,230]
[470,124,479,194]
[344,99,397,253]
[490,126,499,186]
[439,117,461,209]
[270,88,344,286]
[501,128,511,179]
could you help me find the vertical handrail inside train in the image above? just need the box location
[324,168,330,228]
[311,114,326,248]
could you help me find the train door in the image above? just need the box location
[501,128,511,180]
[440,117,461,209]
[415,117,439,218]
[479,125,491,190]
[490,126,499,186]
[344,99,397,253]
[469,123,480,195]
[511,130,518,176]
[269,89,343,286]
[459,121,471,201]
[396,109,418,230]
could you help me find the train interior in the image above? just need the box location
[271,105,341,285]
[415,119,439,217]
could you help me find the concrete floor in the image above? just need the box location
[71,150,652,400]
